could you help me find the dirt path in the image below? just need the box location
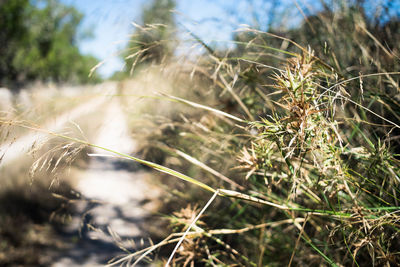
[48,96,159,266]
[0,83,160,266]
[0,83,116,168]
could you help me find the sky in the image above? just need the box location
[60,0,146,77]
[59,0,312,78]
[58,0,399,78]
[59,0,240,78]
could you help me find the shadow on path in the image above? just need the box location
[47,99,161,267]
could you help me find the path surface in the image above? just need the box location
[48,96,159,266]
[1,83,160,266]
[0,83,116,168]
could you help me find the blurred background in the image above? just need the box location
[0,0,399,266]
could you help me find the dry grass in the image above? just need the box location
[0,91,111,265]
[108,8,400,265]
[1,2,399,266]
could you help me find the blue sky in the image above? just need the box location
[60,0,146,77]
[59,0,305,78]
[59,0,235,77]
[59,0,399,78]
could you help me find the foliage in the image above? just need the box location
[0,0,101,88]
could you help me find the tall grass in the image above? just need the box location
[126,54,399,266]
[111,2,400,266]
[2,1,399,266]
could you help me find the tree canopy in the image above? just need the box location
[0,0,101,88]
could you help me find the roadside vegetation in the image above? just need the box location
[1,0,399,266]
[114,0,400,266]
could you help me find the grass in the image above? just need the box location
[141,60,399,266]
[105,3,400,265]
[86,45,399,265]
[0,98,109,266]
[1,1,399,266]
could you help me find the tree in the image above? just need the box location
[123,0,176,75]
[0,0,101,88]
[0,0,30,84]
